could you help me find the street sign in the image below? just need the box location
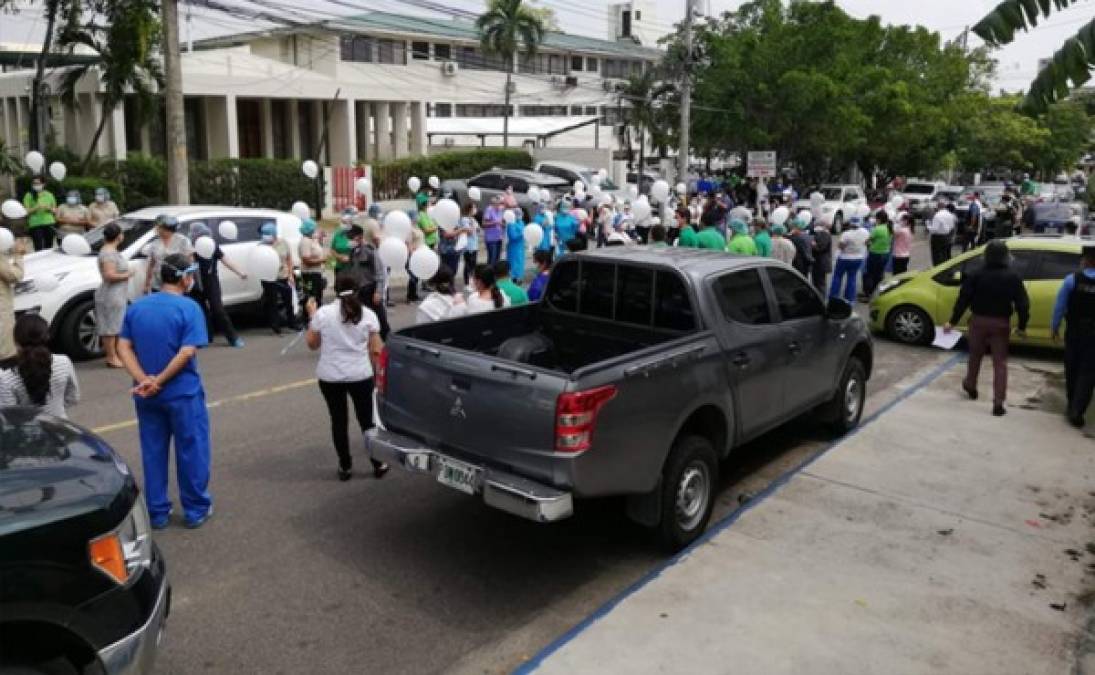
[747,151,777,178]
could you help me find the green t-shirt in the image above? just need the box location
[23,190,57,228]
[1020,178,1038,196]
[497,279,528,306]
[330,229,352,272]
[727,234,758,256]
[868,225,892,255]
[695,228,727,251]
[753,230,772,257]
[417,213,438,248]
[678,226,699,248]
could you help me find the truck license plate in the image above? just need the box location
[437,457,480,495]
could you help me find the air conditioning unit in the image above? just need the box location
[565,75,578,88]
[441,61,458,77]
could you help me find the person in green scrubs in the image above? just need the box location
[329,207,357,274]
[695,220,726,251]
[726,218,758,256]
[494,260,528,306]
[752,219,772,257]
[23,176,57,251]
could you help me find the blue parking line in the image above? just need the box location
[513,353,962,674]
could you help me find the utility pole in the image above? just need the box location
[162,0,190,204]
[677,0,695,184]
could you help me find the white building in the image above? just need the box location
[607,1,663,47]
[0,10,663,176]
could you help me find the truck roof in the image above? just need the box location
[573,246,769,281]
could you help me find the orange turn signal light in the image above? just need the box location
[88,534,128,585]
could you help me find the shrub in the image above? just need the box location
[369,148,532,200]
[237,159,316,210]
[117,154,167,210]
[190,159,238,206]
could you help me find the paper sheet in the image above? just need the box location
[932,327,962,350]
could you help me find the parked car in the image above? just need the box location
[533,160,626,200]
[1038,183,1075,203]
[901,180,947,221]
[441,170,570,221]
[13,206,302,360]
[792,184,867,231]
[0,408,169,674]
[625,171,658,195]
[869,237,1089,348]
[955,186,1004,233]
[368,247,873,550]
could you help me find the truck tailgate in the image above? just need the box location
[379,338,570,483]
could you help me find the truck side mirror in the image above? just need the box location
[826,297,853,320]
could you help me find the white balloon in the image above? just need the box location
[599,193,613,206]
[0,228,13,253]
[730,206,752,223]
[302,160,319,179]
[524,223,544,248]
[809,191,825,209]
[291,201,310,220]
[379,236,409,269]
[432,198,461,231]
[409,247,440,280]
[218,220,238,241]
[527,186,541,202]
[382,210,413,241]
[503,209,516,224]
[1,199,27,220]
[651,179,671,202]
[408,176,422,193]
[34,274,59,293]
[544,211,555,226]
[590,174,602,187]
[885,206,898,221]
[598,168,608,180]
[888,194,904,208]
[676,182,687,195]
[628,185,639,199]
[24,151,44,173]
[796,210,814,227]
[355,177,371,196]
[248,244,281,281]
[632,201,652,222]
[468,186,481,202]
[194,236,217,260]
[573,180,585,193]
[61,233,91,256]
[771,206,791,226]
[49,161,66,182]
[428,175,440,190]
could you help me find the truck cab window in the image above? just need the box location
[616,266,654,325]
[654,271,696,331]
[546,260,579,312]
[580,261,616,319]
[713,269,771,325]
[766,267,824,321]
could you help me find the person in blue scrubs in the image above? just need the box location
[553,201,578,258]
[118,253,213,529]
[505,209,526,283]
[532,203,554,262]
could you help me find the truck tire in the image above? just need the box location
[657,435,718,552]
[820,357,866,436]
[58,299,103,361]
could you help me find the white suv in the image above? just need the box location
[792,184,866,231]
[14,206,302,360]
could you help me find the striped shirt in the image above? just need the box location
[0,355,80,418]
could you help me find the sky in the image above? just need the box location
[1,0,1091,92]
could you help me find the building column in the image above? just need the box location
[374,101,392,160]
[226,94,240,159]
[392,102,409,158]
[329,97,355,166]
[355,101,371,163]
[14,97,28,156]
[109,103,127,160]
[312,99,325,161]
[204,96,231,159]
[288,98,301,159]
[260,98,275,158]
[410,101,426,156]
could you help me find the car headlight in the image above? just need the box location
[14,272,68,295]
[877,277,911,296]
[88,500,153,586]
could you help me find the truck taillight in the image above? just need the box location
[555,385,617,453]
[376,347,390,395]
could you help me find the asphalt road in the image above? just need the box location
[69,237,956,674]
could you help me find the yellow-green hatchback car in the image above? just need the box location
[869,237,1089,348]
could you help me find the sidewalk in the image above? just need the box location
[521,357,1095,675]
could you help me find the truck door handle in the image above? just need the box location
[788,341,802,355]
[731,353,751,368]
[407,343,441,357]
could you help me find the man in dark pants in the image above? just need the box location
[346,225,390,340]
[188,223,246,348]
[927,203,956,267]
[1052,244,1095,428]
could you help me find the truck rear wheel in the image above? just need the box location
[657,435,718,552]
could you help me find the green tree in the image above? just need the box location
[57,0,164,173]
[973,0,1095,113]
[1038,101,1092,175]
[955,95,1049,171]
[476,0,545,147]
[618,70,672,173]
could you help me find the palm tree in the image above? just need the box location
[476,0,545,147]
[57,0,163,173]
[973,0,1094,113]
[619,69,672,177]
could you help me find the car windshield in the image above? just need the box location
[580,171,618,191]
[904,184,935,195]
[819,188,843,200]
[84,217,156,254]
[936,191,961,201]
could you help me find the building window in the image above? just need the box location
[411,41,429,60]
[237,99,262,159]
[456,104,511,117]
[434,103,452,118]
[622,10,632,37]
[630,60,641,76]
[520,105,568,116]
[271,99,290,158]
[570,55,583,72]
[635,10,642,20]
[570,105,583,115]
[298,100,315,158]
[184,97,206,161]
[587,57,598,73]
[548,54,564,75]
[340,35,375,63]
[460,46,480,69]
[585,106,597,115]
[434,44,451,60]
[377,39,405,65]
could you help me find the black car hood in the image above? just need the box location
[0,408,129,537]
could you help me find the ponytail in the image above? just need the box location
[334,275,363,325]
[473,263,505,308]
[491,287,505,309]
[13,315,52,406]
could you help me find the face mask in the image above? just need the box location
[66,197,77,206]
[262,235,275,244]
[32,185,43,192]
[339,220,352,231]
[95,195,106,203]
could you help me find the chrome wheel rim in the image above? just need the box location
[675,462,710,532]
[845,376,861,422]
[893,310,925,344]
[78,307,101,355]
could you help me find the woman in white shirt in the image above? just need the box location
[305,276,389,481]
[0,314,79,418]
[830,218,871,303]
[416,265,467,324]
[466,264,511,315]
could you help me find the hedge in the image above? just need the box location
[369,148,532,200]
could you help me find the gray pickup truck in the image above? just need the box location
[367,248,873,550]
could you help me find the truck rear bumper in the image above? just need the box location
[366,428,574,523]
